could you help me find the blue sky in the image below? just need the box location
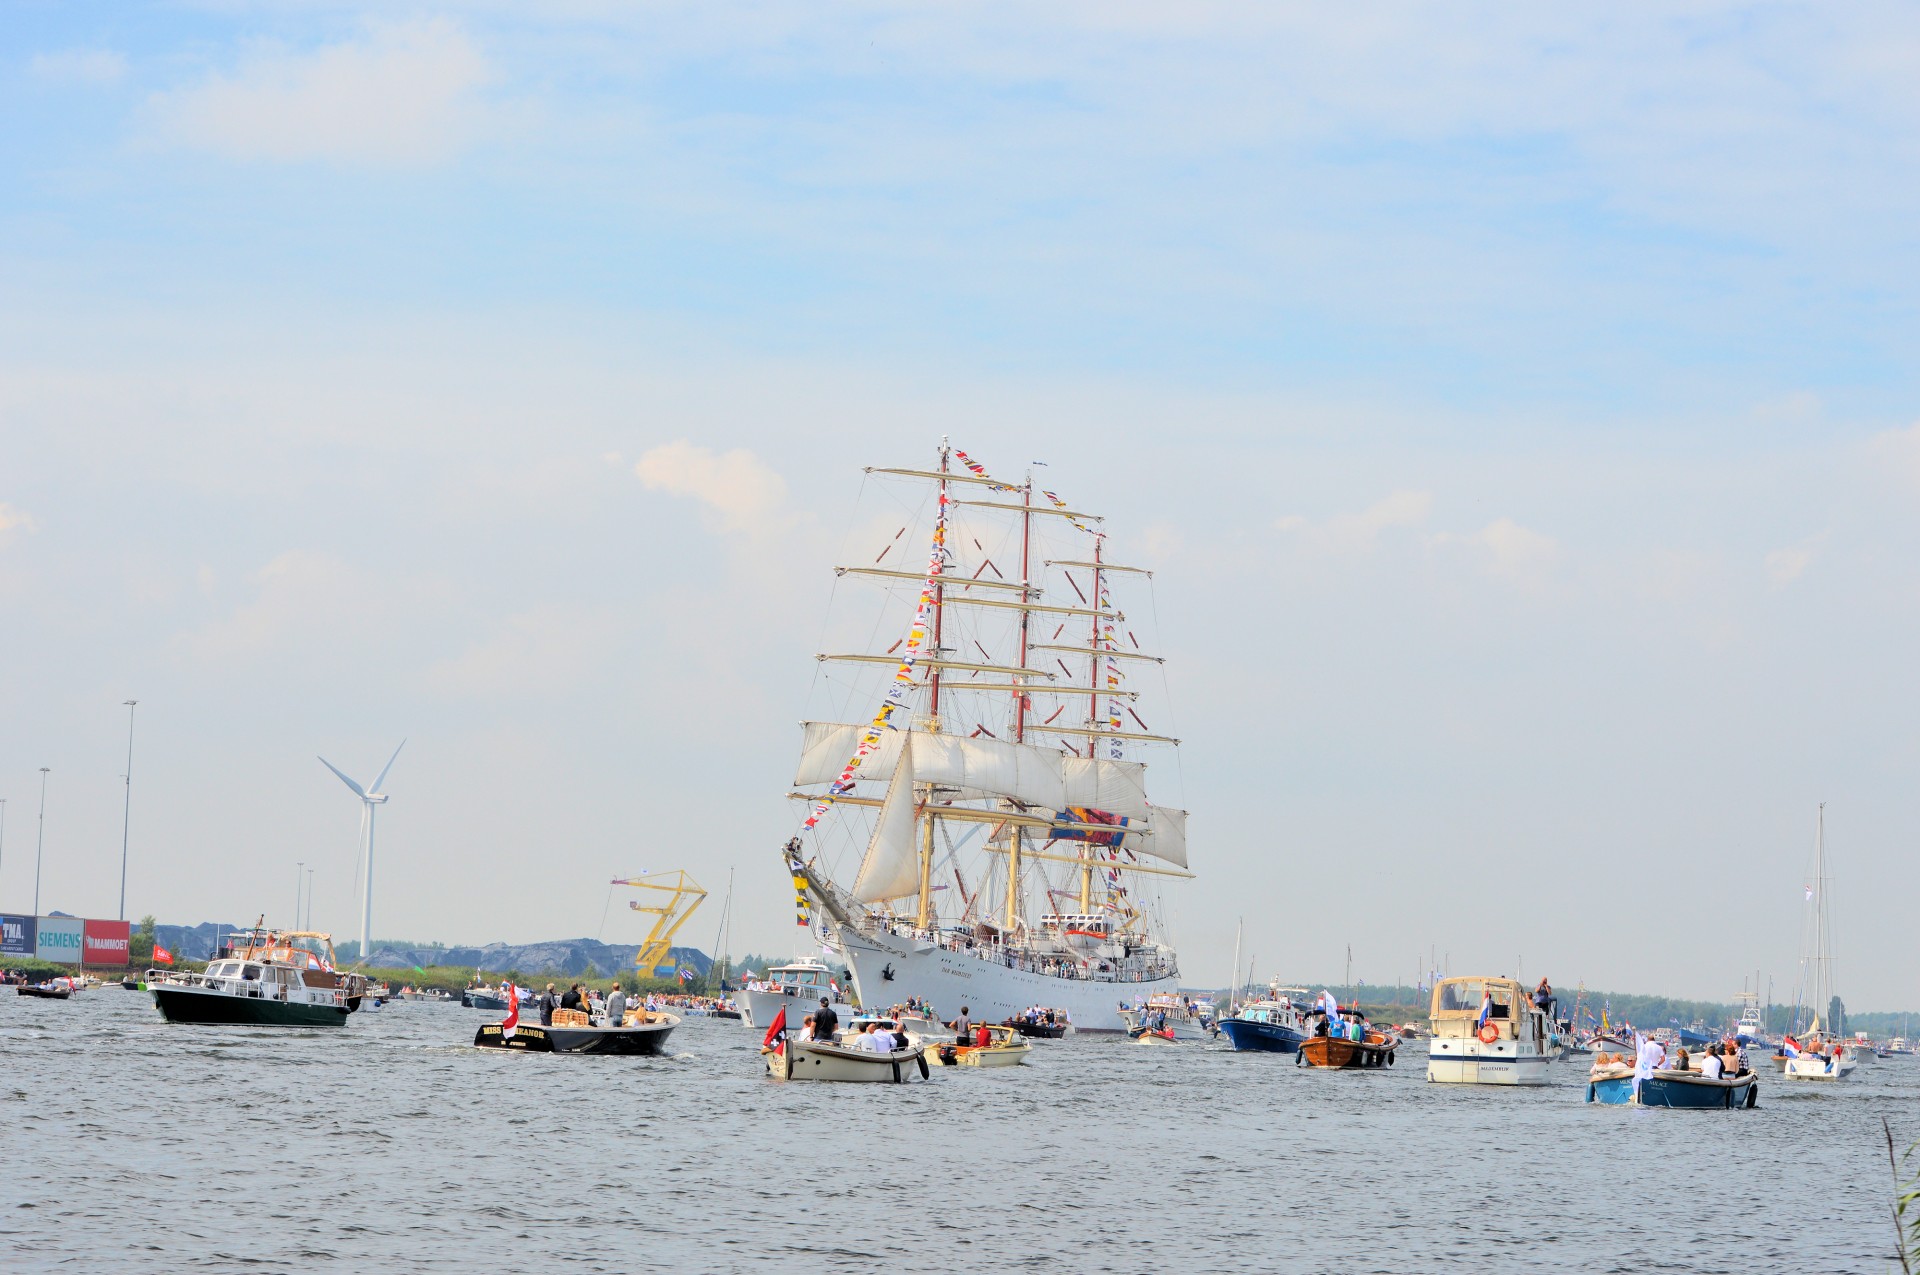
[3,3,1917,1007]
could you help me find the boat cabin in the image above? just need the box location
[754,961,838,999]
[1429,976,1551,1045]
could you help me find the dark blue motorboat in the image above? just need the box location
[1586,1066,1758,1109]
[1218,1000,1310,1053]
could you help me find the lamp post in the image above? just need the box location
[306,867,315,928]
[295,861,304,930]
[119,700,138,921]
[0,798,7,888]
[33,768,49,917]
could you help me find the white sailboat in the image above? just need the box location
[1784,803,1856,1082]
[782,442,1191,1034]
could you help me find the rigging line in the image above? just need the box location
[596,883,615,943]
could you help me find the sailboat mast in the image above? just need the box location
[1006,472,1034,932]
[1813,802,1832,1034]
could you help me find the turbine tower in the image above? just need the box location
[318,740,404,966]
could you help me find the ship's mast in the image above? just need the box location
[1005,470,1033,933]
[1812,802,1832,1035]
[1080,534,1104,913]
[917,442,950,929]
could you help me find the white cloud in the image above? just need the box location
[178,550,359,658]
[634,440,790,535]
[1765,531,1829,586]
[428,607,618,698]
[0,502,39,542]
[1462,517,1560,586]
[1866,421,1920,490]
[1276,490,1432,552]
[146,20,488,166]
[29,49,127,86]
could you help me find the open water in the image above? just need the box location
[4,991,1913,1273]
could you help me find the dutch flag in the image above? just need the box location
[1783,1034,1800,1058]
[1477,992,1493,1031]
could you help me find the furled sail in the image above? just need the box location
[851,747,923,903]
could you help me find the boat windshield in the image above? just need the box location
[242,965,261,981]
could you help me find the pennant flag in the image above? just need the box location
[500,983,520,1040]
[763,1006,788,1055]
[676,967,696,983]
[152,944,174,965]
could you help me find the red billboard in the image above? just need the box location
[83,918,131,966]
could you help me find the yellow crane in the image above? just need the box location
[610,870,707,978]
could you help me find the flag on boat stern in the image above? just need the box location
[153,944,174,965]
[501,984,520,1040]
[763,1007,788,1055]
[1783,1034,1800,1058]
[1477,990,1493,1031]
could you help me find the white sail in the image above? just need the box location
[800,722,1156,821]
[1129,804,1188,868]
[795,721,907,788]
[851,748,922,904]
[909,733,1065,810]
[1061,756,1149,820]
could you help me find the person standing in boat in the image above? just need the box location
[604,980,627,1028]
[813,996,839,1041]
[953,1005,971,1045]
[539,983,558,1026]
[1533,978,1555,1020]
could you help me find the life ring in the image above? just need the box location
[1478,1023,1499,1044]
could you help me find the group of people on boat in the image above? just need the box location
[1007,1005,1067,1028]
[1312,1009,1371,1041]
[1598,1034,1754,1078]
[799,996,911,1052]
[862,914,1177,982]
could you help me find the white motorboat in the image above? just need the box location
[149,929,369,1027]
[1118,992,1215,1041]
[927,1023,1032,1067]
[736,959,857,1031]
[779,444,1192,1036]
[765,1023,930,1083]
[1426,976,1558,1086]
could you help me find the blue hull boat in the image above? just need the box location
[1219,1017,1308,1053]
[1586,1070,1758,1109]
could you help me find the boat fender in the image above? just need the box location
[1745,1084,1758,1110]
[917,1052,930,1080]
[891,1057,902,1084]
[1387,1050,1395,1067]
[1478,1023,1499,1044]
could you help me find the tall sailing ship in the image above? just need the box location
[782,442,1192,1034]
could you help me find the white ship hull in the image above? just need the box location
[834,924,1175,1034]
[738,986,857,1033]
[1427,1036,1557,1085]
[1783,1055,1857,1081]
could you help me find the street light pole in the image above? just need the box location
[0,798,8,889]
[119,700,138,921]
[34,768,50,918]
[306,868,315,929]
[296,861,304,930]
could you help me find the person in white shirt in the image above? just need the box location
[1700,1043,1725,1079]
[867,1024,897,1053]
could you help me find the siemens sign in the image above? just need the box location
[35,916,85,963]
[0,914,33,958]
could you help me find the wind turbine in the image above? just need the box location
[318,740,404,967]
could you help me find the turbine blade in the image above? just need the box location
[318,756,367,798]
[370,739,406,795]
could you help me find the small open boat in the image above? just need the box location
[18,980,75,999]
[1586,1058,1759,1108]
[474,1010,679,1055]
[930,1024,1032,1067]
[765,1034,930,1082]
[1005,1009,1073,1039]
[1299,1014,1400,1069]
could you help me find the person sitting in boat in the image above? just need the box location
[973,1022,991,1048]
[1700,1043,1725,1079]
[843,1020,871,1049]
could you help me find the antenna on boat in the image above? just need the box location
[318,739,404,967]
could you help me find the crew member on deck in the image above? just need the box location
[812,996,839,1041]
